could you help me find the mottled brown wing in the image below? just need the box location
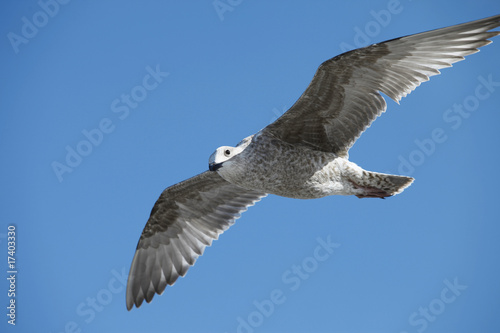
[262,14,500,156]
[126,171,266,310]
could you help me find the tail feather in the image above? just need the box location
[383,174,414,195]
[351,171,414,199]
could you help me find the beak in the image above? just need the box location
[209,162,222,172]
[208,151,222,172]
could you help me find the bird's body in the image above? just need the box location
[217,131,412,199]
[126,14,500,310]
[218,132,344,199]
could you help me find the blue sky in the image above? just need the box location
[1,1,500,332]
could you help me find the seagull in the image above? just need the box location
[126,14,500,310]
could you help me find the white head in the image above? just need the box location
[208,135,253,172]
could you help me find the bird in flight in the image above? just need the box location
[126,14,500,310]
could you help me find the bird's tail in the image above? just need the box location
[350,171,414,199]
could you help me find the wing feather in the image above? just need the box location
[263,14,500,156]
[126,171,266,310]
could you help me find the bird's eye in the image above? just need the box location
[224,149,231,156]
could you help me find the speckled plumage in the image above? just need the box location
[217,131,413,199]
[126,15,500,310]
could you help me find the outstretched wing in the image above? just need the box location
[126,171,266,310]
[262,14,500,156]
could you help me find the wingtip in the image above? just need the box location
[126,293,136,311]
[126,294,135,311]
[126,296,144,311]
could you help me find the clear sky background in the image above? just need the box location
[1,1,500,333]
